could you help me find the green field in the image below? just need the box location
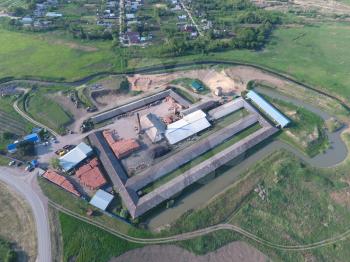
[0,237,15,262]
[262,94,329,156]
[0,0,26,9]
[169,148,350,261]
[1,23,350,102]
[0,30,122,81]
[26,90,72,133]
[0,95,33,151]
[59,212,141,262]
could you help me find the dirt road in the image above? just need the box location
[0,167,51,262]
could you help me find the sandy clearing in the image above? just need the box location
[128,68,238,94]
[110,241,268,262]
[253,0,350,15]
[128,66,292,96]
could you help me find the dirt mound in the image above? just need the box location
[110,241,268,262]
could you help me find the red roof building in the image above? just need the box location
[43,170,81,197]
[102,130,140,159]
[75,158,107,190]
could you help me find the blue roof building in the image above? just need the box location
[7,144,17,153]
[24,133,40,143]
[246,90,290,128]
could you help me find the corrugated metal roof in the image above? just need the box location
[59,142,93,171]
[24,133,40,142]
[165,110,211,144]
[89,189,114,210]
[246,91,290,128]
[208,98,245,120]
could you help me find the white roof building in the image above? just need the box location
[89,189,114,211]
[59,142,93,171]
[165,110,211,144]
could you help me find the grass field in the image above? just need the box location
[59,212,141,262]
[0,30,122,81]
[262,94,329,156]
[167,145,350,261]
[0,95,34,151]
[0,0,26,9]
[26,90,73,133]
[130,23,350,102]
[1,23,350,102]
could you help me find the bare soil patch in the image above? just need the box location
[253,0,350,15]
[128,68,239,94]
[0,181,37,262]
[110,241,268,262]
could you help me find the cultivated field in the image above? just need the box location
[0,95,33,150]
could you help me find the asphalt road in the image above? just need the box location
[0,167,51,262]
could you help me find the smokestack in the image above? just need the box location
[136,113,141,134]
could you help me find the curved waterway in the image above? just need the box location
[147,88,348,230]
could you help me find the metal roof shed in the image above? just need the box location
[246,91,290,128]
[24,133,40,143]
[165,110,211,144]
[59,142,93,171]
[89,189,114,211]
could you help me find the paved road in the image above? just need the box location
[0,167,51,262]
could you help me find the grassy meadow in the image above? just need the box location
[0,23,350,101]
[0,30,123,81]
[0,95,34,151]
[59,212,141,262]
[26,90,72,133]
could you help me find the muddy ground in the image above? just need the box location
[110,241,268,262]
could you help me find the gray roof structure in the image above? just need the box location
[181,100,218,116]
[246,90,290,128]
[59,142,93,171]
[88,132,138,215]
[208,98,245,120]
[90,90,191,124]
[90,189,114,210]
[141,113,166,143]
[165,110,211,145]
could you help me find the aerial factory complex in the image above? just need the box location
[66,88,289,218]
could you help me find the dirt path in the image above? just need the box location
[0,167,51,262]
[0,181,37,262]
[110,241,268,262]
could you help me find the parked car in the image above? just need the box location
[8,160,16,166]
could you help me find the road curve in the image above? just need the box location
[13,97,60,138]
[50,200,350,251]
[0,167,52,262]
